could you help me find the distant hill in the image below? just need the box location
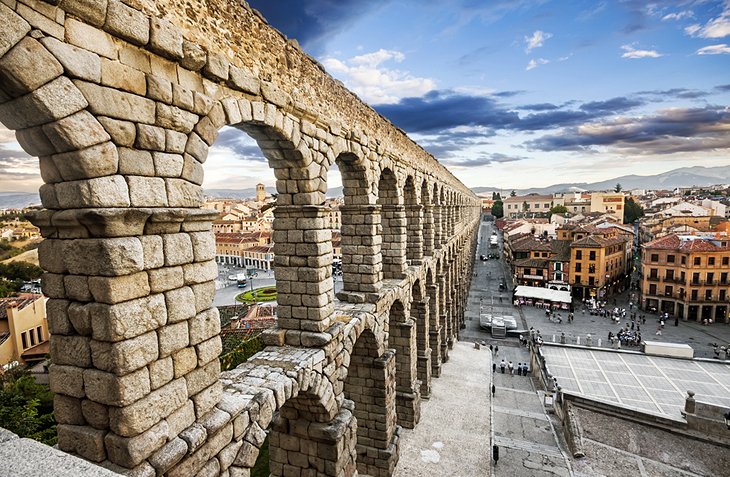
[0,192,40,210]
[472,165,730,195]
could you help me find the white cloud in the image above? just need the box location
[696,43,730,54]
[685,6,730,38]
[662,10,694,21]
[621,44,663,59]
[526,58,549,70]
[524,30,552,53]
[321,49,436,105]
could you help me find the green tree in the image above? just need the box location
[614,183,622,192]
[510,190,517,197]
[491,200,504,218]
[0,369,56,445]
[623,197,644,223]
[548,204,568,218]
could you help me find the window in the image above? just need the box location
[692,272,700,284]
[555,263,562,271]
[575,275,581,284]
[681,256,686,265]
[665,269,674,280]
[36,326,43,342]
[21,332,28,350]
[693,257,701,266]
[708,257,715,266]
[651,254,659,262]
[723,257,729,266]
[589,251,596,260]
[575,263,582,272]
[707,272,714,285]
[721,290,727,301]
[649,284,657,295]
[691,289,698,301]
[721,272,728,284]
[665,286,673,296]
[575,250,582,260]
[649,268,658,278]
[588,277,595,286]
[705,290,712,300]
[667,255,675,263]
[544,203,550,209]
[589,264,596,273]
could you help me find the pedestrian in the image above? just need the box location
[489,344,493,354]
[495,345,499,356]
[517,363,522,375]
[656,326,662,336]
[492,362,496,373]
[491,383,496,397]
[500,359,506,373]
[508,361,514,376]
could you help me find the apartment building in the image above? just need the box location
[0,294,48,369]
[503,194,561,218]
[641,234,730,323]
[567,227,631,300]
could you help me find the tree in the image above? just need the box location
[522,201,528,211]
[623,197,644,224]
[492,200,504,218]
[614,183,622,193]
[548,204,568,218]
[510,190,517,197]
[0,369,56,445]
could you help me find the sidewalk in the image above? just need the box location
[490,346,572,477]
[393,341,492,477]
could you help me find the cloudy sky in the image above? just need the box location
[1,0,729,194]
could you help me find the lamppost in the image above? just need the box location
[247,267,257,299]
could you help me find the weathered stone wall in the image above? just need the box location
[0,1,481,476]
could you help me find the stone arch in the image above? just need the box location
[386,299,420,428]
[341,327,398,476]
[335,152,382,299]
[421,179,434,257]
[432,182,443,248]
[377,167,406,279]
[425,266,442,378]
[411,278,431,398]
[404,175,423,265]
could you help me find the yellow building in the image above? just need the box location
[0,294,48,369]
[566,227,630,300]
[641,234,730,323]
[590,192,625,221]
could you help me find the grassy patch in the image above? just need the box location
[235,287,278,304]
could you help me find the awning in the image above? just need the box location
[514,285,572,304]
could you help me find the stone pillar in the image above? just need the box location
[337,204,382,301]
[427,284,442,378]
[33,208,221,470]
[391,321,421,428]
[348,350,400,477]
[269,401,358,477]
[380,204,407,279]
[438,275,449,363]
[422,205,435,256]
[412,297,432,399]
[432,203,443,249]
[405,204,424,265]
[273,205,334,333]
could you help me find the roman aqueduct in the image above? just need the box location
[0,1,481,475]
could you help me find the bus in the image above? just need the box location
[236,273,247,288]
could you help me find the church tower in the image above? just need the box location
[256,183,266,202]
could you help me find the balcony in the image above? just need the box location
[647,276,660,282]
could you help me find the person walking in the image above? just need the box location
[492,362,497,373]
[500,359,506,373]
[495,345,499,356]
[491,383,496,397]
[508,361,514,376]
[655,326,662,336]
[489,344,494,354]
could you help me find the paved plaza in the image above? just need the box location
[540,345,730,419]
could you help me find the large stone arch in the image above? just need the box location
[421,178,434,257]
[386,299,420,429]
[377,167,406,280]
[404,175,423,265]
[410,278,431,399]
[0,2,482,476]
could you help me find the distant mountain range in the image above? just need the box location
[471,165,730,196]
[1,166,727,209]
[0,192,40,210]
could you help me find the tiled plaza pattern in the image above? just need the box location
[541,346,730,419]
[0,1,481,476]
